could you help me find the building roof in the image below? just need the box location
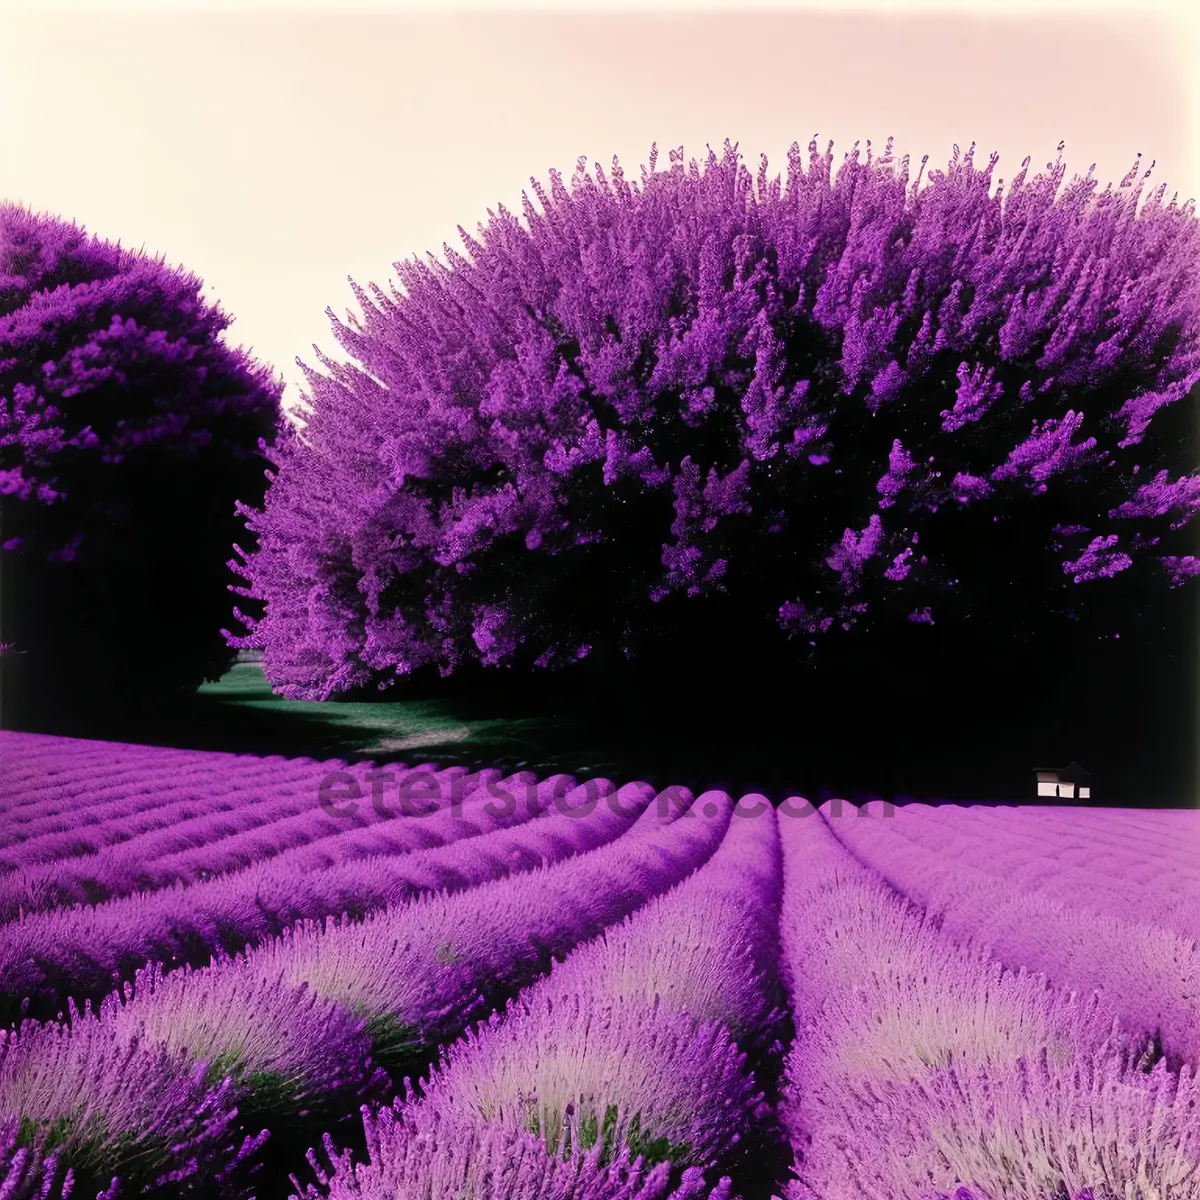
[1031,760,1092,781]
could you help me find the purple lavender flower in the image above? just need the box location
[240,788,730,1064]
[16,778,721,1181]
[829,801,1200,1067]
[7,785,726,1195]
[0,1009,252,1194]
[0,762,527,921]
[421,992,758,1172]
[1161,553,1200,587]
[900,1050,1200,1200]
[0,770,649,1010]
[290,1103,739,1200]
[228,138,1200,698]
[929,1186,1101,1199]
[0,1113,78,1200]
[539,795,783,1045]
[94,957,387,1119]
[399,797,775,1197]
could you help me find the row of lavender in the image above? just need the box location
[1,733,1197,1198]
[285,799,1198,1200]
[780,805,1198,1199]
[831,798,1200,1066]
[1,732,736,1195]
[0,733,683,1009]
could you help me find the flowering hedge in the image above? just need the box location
[0,203,281,719]
[228,137,1200,699]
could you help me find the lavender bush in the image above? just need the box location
[0,781,717,1167]
[0,204,281,722]
[549,798,783,1040]
[839,801,1200,939]
[415,797,782,1177]
[0,764,520,920]
[2,741,1199,1197]
[292,1104,739,1200]
[237,787,726,1071]
[0,1007,256,1196]
[229,138,1199,702]
[421,993,759,1174]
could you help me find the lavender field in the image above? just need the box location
[0,730,1196,1200]
[3,77,1200,1200]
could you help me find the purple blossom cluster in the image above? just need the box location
[0,775,724,1192]
[236,786,727,1060]
[844,801,1200,940]
[0,205,278,528]
[414,797,781,1164]
[0,1004,259,1196]
[0,205,281,709]
[228,138,1200,697]
[293,1105,737,1200]
[0,760,522,920]
[2,739,326,859]
[929,1191,1099,1200]
[96,954,389,1119]
[421,994,757,1174]
[0,1114,79,1200]
[523,794,784,1048]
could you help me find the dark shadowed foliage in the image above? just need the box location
[0,203,282,726]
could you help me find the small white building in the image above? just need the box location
[1033,761,1092,801]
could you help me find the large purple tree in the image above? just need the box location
[0,203,282,723]
[229,138,1200,707]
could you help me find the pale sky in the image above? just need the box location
[0,0,1195,416]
